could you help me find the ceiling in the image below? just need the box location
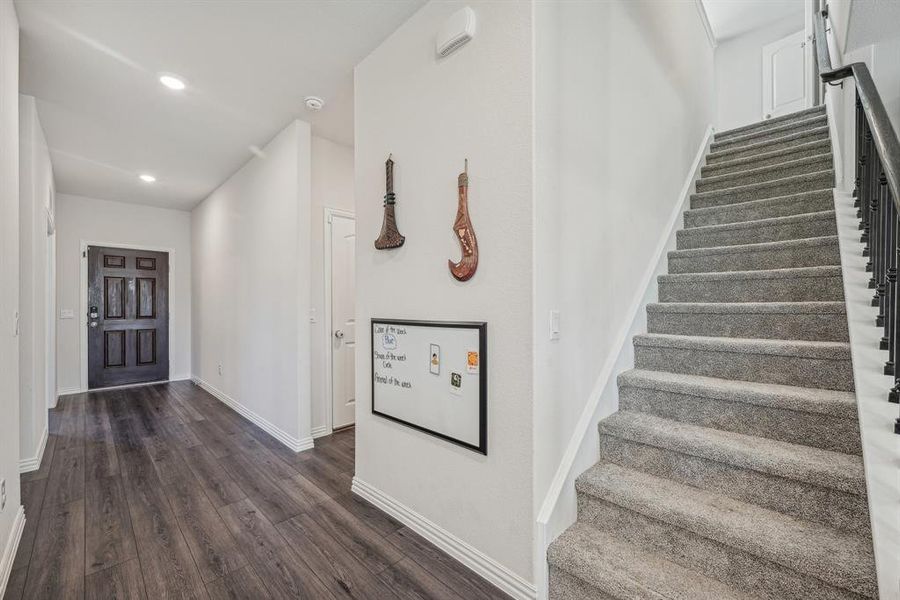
[16,0,424,210]
[701,0,805,42]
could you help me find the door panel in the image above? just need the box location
[331,215,356,430]
[88,246,169,389]
[762,30,809,119]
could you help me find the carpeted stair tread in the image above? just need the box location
[547,522,752,600]
[706,125,830,164]
[696,153,833,192]
[667,235,840,274]
[633,333,850,360]
[618,368,857,418]
[659,265,841,285]
[710,115,828,152]
[657,265,844,303]
[714,106,825,141]
[575,463,877,598]
[701,140,831,178]
[684,189,834,228]
[598,411,865,495]
[677,210,837,249]
[690,170,834,209]
[647,300,845,316]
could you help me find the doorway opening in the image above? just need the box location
[325,208,356,432]
[82,244,170,390]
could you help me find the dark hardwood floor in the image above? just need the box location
[4,380,511,600]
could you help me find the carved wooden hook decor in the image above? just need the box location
[374,154,406,250]
[448,159,478,281]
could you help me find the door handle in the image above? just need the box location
[334,330,344,339]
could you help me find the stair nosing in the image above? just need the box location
[633,332,851,360]
[646,300,846,315]
[658,265,842,282]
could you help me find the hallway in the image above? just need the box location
[3,382,509,600]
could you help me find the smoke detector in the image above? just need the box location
[436,6,476,58]
[304,96,325,111]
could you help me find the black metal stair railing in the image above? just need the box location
[814,9,900,434]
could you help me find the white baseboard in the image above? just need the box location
[0,506,25,599]
[169,374,192,382]
[18,424,48,473]
[532,124,715,599]
[56,386,84,397]
[191,376,314,453]
[311,425,331,439]
[352,477,536,600]
[832,190,900,600]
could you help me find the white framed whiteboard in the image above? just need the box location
[371,319,487,454]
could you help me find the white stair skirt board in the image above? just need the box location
[832,189,900,600]
[18,424,49,473]
[0,506,26,600]
[191,376,314,453]
[352,477,537,600]
[533,125,715,599]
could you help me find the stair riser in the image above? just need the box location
[711,119,828,153]
[691,172,834,210]
[707,129,830,164]
[598,435,869,534]
[696,156,833,192]
[618,384,862,454]
[577,495,872,600]
[677,215,836,249]
[647,309,848,341]
[668,240,840,274]
[658,275,843,303]
[714,109,826,142]
[549,568,618,600]
[633,344,853,391]
[702,143,831,178]
[685,192,834,228]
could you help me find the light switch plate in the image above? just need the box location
[549,310,560,340]
[60,308,74,319]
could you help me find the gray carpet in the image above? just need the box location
[547,106,878,599]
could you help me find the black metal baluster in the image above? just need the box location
[854,96,862,208]
[886,204,898,374]
[861,126,872,246]
[876,166,888,317]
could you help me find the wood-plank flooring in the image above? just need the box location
[4,380,511,600]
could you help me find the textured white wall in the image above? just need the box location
[714,15,805,131]
[0,0,21,586]
[191,120,312,443]
[55,194,192,392]
[533,0,715,578]
[18,95,54,466]
[310,135,354,435]
[354,0,534,584]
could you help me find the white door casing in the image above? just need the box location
[330,213,356,430]
[762,29,810,119]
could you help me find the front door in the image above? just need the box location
[762,30,810,119]
[331,214,356,430]
[87,246,169,389]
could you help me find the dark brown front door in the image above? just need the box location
[87,246,169,389]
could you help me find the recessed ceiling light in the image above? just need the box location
[304,96,325,111]
[139,174,156,183]
[159,74,186,91]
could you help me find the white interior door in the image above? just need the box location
[330,214,356,430]
[762,30,809,119]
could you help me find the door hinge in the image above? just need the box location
[82,250,86,258]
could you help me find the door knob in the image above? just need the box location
[334,330,344,339]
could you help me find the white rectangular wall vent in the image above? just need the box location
[436,6,476,58]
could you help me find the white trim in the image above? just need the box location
[323,207,356,435]
[311,425,330,439]
[0,506,25,600]
[56,386,84,397]
[79,240,176,392]
[352,477,536,600]
[192,376,314,453]
[18,423,48,473]
[832,190,900,600]
[533,125,714,599]
[694,0,717,49]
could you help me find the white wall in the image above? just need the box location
[18,95,54,469]
[55,193,192,393]
[310,135,354,436]
[354,0,534,592]
[533,0,715,590]
[192,120,313,448]
[715,15,805,130]
[0,0,21,592]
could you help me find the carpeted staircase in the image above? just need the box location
[547,105,878,599]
